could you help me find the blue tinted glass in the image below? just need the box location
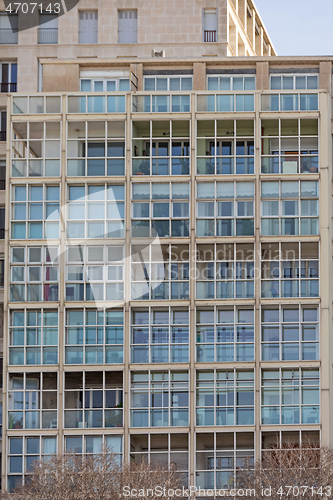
[80,79,91,91]
[69,186,85,201]
[15,186,26,201]
[107,81,116,91]
[119,79,130,91]
[108,185,124,200]
[46,186,59,201]
[29,186,43,201]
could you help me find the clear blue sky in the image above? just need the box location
[253,0,333,56]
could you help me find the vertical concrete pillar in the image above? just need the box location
[256,61,269,91]
[193,62,206,91]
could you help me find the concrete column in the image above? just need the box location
[193,62,206,91]
[131,63,143,91]
[123,93,132,461]
[256,61,269,91]
[247,7,255,47]
[319,61,332,93]
[238,0,246,29]
[255,27,263,56]
[189,92,196,488]
[254,92,261,461]
[318,91,332,446]
[58,93,67,452]
[1,95,11,489]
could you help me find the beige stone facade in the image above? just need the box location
[3,0,333,495]
[1,54,332,493]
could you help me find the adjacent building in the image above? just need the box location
[1,0,332,494]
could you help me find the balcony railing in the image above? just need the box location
[0,229,4,239]
[0,179,5,190]
[0,82,17,93]
[132,94,191,113]
[0,132,6,142]
[0,28,18,44]
[204,30,217,42]
[197,93,255,112]
[38,27,58,44]
[261,93,319,112]
[67,94,126,114]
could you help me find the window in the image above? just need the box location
[132,121,190,176]
[207,76,255,91]
[144,76,192,91]
[0,109,6,141]
[118,10,137,43]
[68,95,125,114]
[132,183,190,238]
[270,74,318,90]
[196,181,254,237]
[79,11,97,44]
[261,93,318,112]
[67,121,125,177]
[9,309,58,365]
[66,245,124,303]
[0,160,5,189]
[8,373,57,430]
[8,436,57,492]
[64,371,123,428]
[203,9,217,42]
[261,368,319,425]
[197,93,254,113]
[196,244,254,300]
[261,306,319,362]
[10,246,59,303]
[0,61,17,91]
[196,370,254,426]
[196,432,254,490]
[66,184,125,239]
[11,185,60,240]
[261,242,319,299]
[130,434,188,476]
[38,14,58,44]
[13,96,61,115]
[80,78,130,92]
[261,118,318,174]
[0,207,4,238]
[12,121,61,178]
[196,307,255,362]
[261,180,319,236]
[65,435,122,460]
[130,371,189,427]
[0,257,4,286]
[131,307,189,363]
[197,120,254,175]
[133,95,190,113]
[131,244,189,301]
[0,13,18,44]
[65,308,123,365]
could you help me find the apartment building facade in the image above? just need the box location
[2,0,333,494]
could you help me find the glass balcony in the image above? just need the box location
[132,94,190,113]
[13,95,61,114]
[197,93,254,112]
[67,95,126,114]
[261,93,318,112]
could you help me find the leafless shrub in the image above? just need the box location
[237,442,333,500]
[2,449,182,500]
